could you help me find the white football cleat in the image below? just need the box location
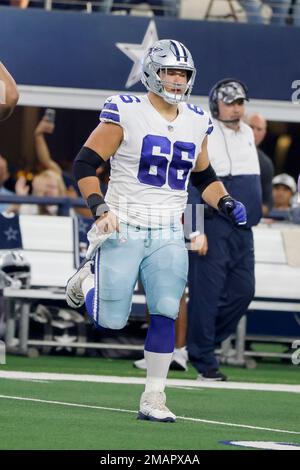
[171,347,188,371]
[137,391,176,423]
[65,259,92,309]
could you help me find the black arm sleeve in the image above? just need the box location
[73,146,105,183]
[190,163,219,195]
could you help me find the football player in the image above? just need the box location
[66,39,247,422]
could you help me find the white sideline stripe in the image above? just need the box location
[0,371,299,393]
[0,395,135,415]
[0,394,299,436]
[12,379,50,384]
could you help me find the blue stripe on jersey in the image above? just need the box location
[187,103,204,115]
[206,125,214,135]
[103,102,119,112]
[206,118,214,135]
[100,111,120,123]
[93,249,100,324]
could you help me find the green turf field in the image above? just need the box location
[0,378,300,450]
[0,355,299,450]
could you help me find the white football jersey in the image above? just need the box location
[100,94,213,228]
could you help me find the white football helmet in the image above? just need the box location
[141,39,196,105]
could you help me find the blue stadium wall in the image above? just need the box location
[1,6,300,101]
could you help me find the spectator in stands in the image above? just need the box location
[112,0,179,17]
[187,79,262,381]
[7,169,69,216]
[50,0,113,12]
[246,113,274,215]
[0,155,14,213]
[268,173,300,222]
[34,113,74,191]
[240,0,300,26]
[149,0,179,16]
[34,112,91,217]
[0,1,29,8]
[0,61,19,121]
[239,0,265,23]
[293,0,300,26]
[0,0,114,11]
[271,173,296,210]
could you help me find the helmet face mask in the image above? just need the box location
[142,40,196,105]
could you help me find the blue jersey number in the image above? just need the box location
[137,135,195,190]
[119,95,141,103]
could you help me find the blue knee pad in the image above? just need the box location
[145,315,175,353]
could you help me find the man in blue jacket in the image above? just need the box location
[187,79,262,381]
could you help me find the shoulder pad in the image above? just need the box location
[100,95,121,124]
[100,95,142,124]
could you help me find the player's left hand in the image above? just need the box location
[190,234,208,256]
[218,195,247,226]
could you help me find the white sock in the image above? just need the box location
[144,350,173,393]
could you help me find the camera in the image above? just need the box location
[44,108,56,124]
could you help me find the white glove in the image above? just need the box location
[85,212,120,260]
[95,211,120,234]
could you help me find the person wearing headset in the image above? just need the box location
[187,79,262,381]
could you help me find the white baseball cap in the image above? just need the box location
[272,173,297,193]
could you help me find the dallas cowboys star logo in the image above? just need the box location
[4,227,18,241]
[53,334,78,352]
[116,20,159,89]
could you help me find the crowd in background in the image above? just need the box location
[1,0,300,26]
[0,106,298,222]
[0,107,109,217]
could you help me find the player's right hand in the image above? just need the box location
[95,211,120,234]
[34,119,55,136]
